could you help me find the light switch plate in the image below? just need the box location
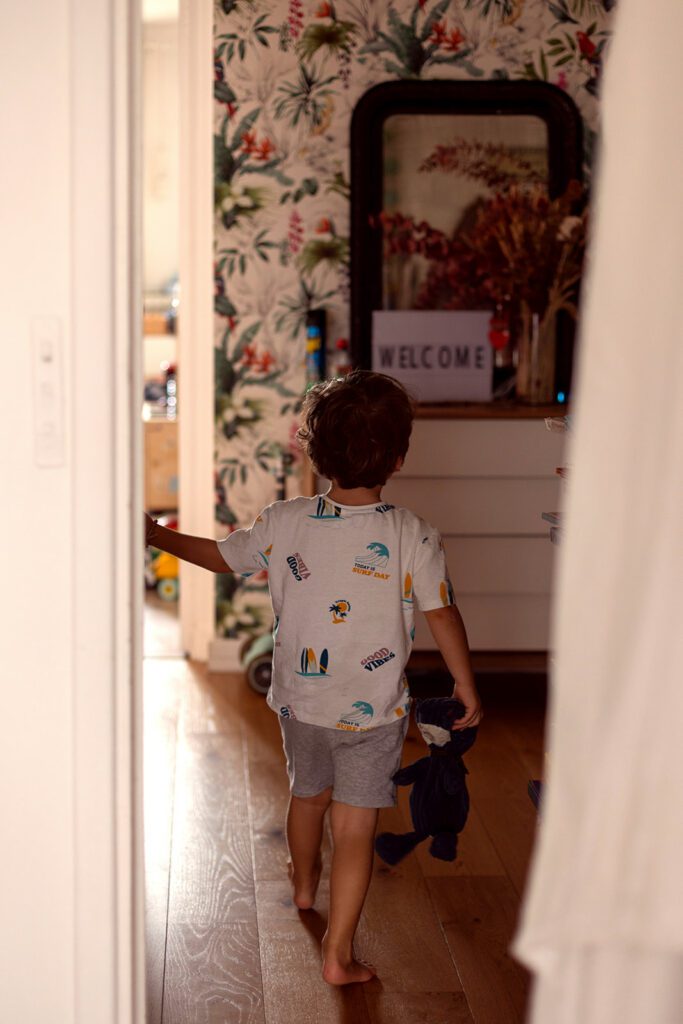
[32,316,65,467]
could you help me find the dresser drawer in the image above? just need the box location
[390,417,563,651]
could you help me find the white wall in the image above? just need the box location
[1,3,74,1018]
[143,18,179,291]
[0,1,142,1021]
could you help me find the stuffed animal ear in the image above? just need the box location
[375,830,422,865]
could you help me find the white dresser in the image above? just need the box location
[382,416,565,651]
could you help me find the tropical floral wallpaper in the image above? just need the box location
[212,0,616,643]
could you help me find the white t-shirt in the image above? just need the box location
[217,494,454,731]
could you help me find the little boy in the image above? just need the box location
[145,370,482,986]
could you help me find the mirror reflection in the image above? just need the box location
[382,114,548,311]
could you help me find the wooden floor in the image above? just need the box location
[144,643,545,1024]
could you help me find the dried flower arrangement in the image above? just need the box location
[380,139,588,400]
[382,139,586,317]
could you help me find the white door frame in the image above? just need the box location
[72,0,144,1020]
[1,0,144,1015]
[178,0,216,661]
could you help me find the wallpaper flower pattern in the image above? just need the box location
[213,0,615,640]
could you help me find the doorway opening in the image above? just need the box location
[142,0,182,659]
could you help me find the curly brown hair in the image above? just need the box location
[296,371,415,489]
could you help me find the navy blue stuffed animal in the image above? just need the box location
[375,698,477,865]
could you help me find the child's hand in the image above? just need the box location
[451,687,483,730]
[144,512,157,546]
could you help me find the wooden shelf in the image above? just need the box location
[143,312,172,335]
[415,402,568,420]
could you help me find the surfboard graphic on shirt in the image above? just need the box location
[440,578,455,606]
[295,647,330,677]
[402,572,413,605]
[257,544,272,568]
[308,497,344,520]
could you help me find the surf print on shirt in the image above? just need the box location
[295,647,330,677]
[308,497,344,520]
[329,599,351,623]
[361,647,396,671]
[353,542,391,580]
[336,701,374,731]
[286,552,311,581]
[216,496,453,732]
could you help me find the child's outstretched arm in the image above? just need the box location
[423,604,483,730]
[145,513,232,574]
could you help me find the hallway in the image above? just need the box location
[144,653,544,1024]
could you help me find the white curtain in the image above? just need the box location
[514,0,683,1020]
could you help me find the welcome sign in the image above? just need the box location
[372,310,493,402]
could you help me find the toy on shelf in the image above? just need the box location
[375,698,477,865]
[542,510,562,546]
[331,337,352,377]
[545,414,571,433]
[145,513,179,601]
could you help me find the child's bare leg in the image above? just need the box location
[286,788,332,909]
[322,801,378,985]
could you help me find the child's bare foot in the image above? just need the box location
[287,857,322,910]
[321,938,376,985]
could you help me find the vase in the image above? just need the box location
[515,304,557,405]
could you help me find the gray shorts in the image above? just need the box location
[279,716,409,808]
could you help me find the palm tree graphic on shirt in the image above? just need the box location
[329,599,351,623]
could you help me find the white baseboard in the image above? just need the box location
[208,637,243,672]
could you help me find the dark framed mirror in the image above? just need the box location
[350,80,584,406]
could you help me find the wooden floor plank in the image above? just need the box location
[167,734,256,923]
[146,658,546,1024]
[356,807,466,996]
[362,991,473,1024]
[255,879,371,1024]
[247,758,291,883]
[427,875,530,1024]
[163,920,265,1024]
[465,717,541,898]
[163,666,265,1023]
[143,658,183,1024]
[144,591,183,658]
[181,663,244,738]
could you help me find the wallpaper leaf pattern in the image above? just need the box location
[213,0,615,641]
